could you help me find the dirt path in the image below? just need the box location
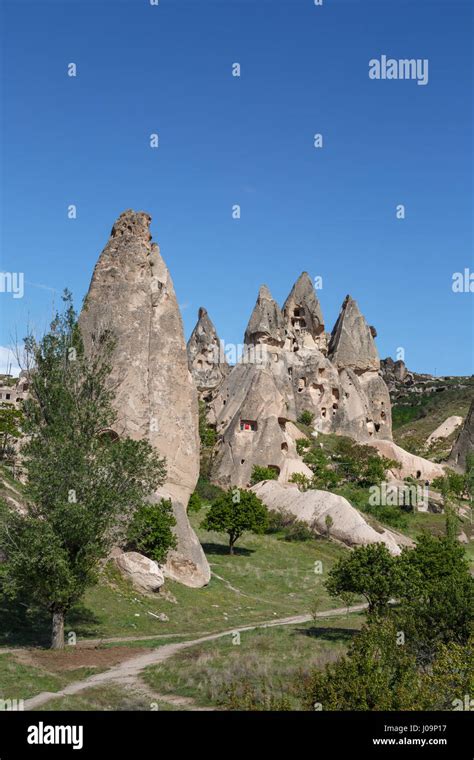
[24,603,367,710]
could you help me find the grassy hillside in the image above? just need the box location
[391,376,474,458]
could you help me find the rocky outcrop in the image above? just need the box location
[426,416,463,446]
[113,550,165,593]
[244,285,285,347]
[187,307,229,399]
[251,480,402,555]
[368,439,445,481]
[449,398,474,470]
[79,210,210,588]
[328,296,380,373]
[208,276,393,488]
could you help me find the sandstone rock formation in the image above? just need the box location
[251,480,402,555]
[207,276,392,488]
[114,550,165,593]
[426,416,463,446]
[187,307,229,400]
[79,210,210,588]
[449,398,474,470]
[368,439,445,481]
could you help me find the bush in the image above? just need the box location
[195,476,225,503]
[265,509,313,541]
[296,438,311,456]
[250,466,279,486]
[188,492,202,513]
[298,410,314,426]
[126,498,177,564]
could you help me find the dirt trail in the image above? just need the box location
[24,603,367,710]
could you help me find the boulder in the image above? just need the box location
[251,480,401,555]
[114,551,165,593]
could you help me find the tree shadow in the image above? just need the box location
[0,596,102,649]
[201,542,254,557]
[294,625,359,643]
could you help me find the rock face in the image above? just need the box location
[114,550,165,593]
[328,296,380,373]
[449,398,474,470]
[368,439,445,481]
[427,416,464,446]
[251,480,402,555]
[207,275,392,488]
[79,210,210,588]
[187,307,229,399]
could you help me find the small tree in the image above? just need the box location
[325,543,396,618]
[201,489,268,554]
[298,410,314,427]
[187,491,203,513]
[0,293,166,649]
[126,498,177,564]
[250,465,278,486]
[324,514,333,539]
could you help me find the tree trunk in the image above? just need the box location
[51,609,65,649]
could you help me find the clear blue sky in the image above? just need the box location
[1,0,473,376]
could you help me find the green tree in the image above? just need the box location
[187,491,203,513]
[0,293,166,648]
[127,498,177,563]
[250,465,278,486]
[394,533,472,663]
[325,543,396,617]
[198,400,216,448]
[297,410,314,426]
[324,514,333,538]
[0,403,24,461]
[201,489,268,554]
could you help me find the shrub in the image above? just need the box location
[296,438,311,455]
[297,410,314,426]
[188,491,202,513]
[250,466,278,486]
[126,498,177,564]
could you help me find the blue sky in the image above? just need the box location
[0,0,472,376]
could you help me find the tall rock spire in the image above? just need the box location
[328,295,380,372]
[79,209,210,588]
[282,272,325,351]
[244,285,285,347]
[187,307,229,394]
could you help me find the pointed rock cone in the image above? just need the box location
[79,209,210,587]
[328,295,380,372]
[187,307,229,392]
[244,284,285,347]
[282,272,325,340]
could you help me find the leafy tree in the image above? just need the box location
[302,447,340,490]
[127,498,177,563]
[250,465,278,486]
[394,533,472,663]
[0,293,166,648]
[332,438,397,488]
[288,472,312,491]
[201,489,268,554]
[297,410,314,426]
[325,543,396,617]
[0,403,24,461]
[301,618,421,711]
[187,491,203,513]
[324,514,333,538]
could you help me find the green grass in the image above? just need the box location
[36,684,181,712]
[142,613,365,709]
[0,652,106,701]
